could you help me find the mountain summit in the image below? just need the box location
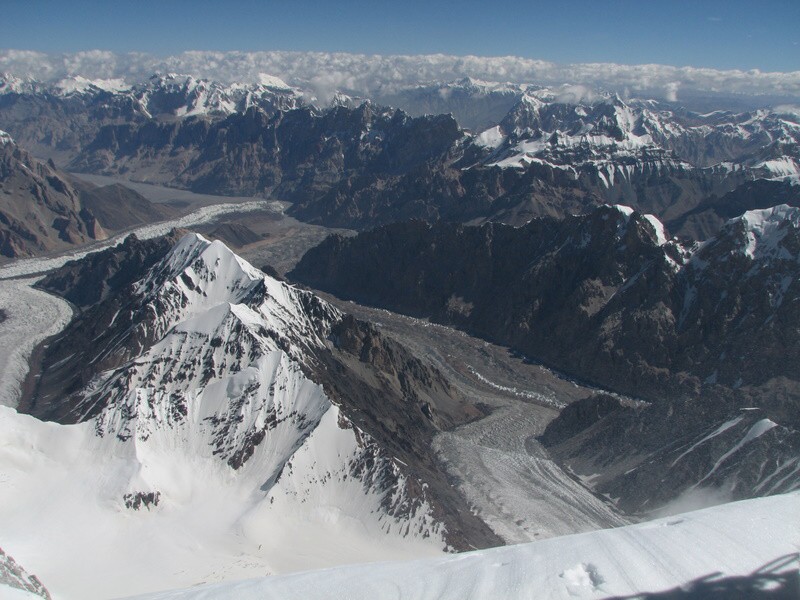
[2,232,496,598]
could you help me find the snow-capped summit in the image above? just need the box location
[0,72,305,121]
[127,232,340,370]
[0,129,13,146]
[257,73,292,90]
[128,73,305,118]
[473,90,800,192]
[1,232,497,598]
[0,73,41,95]
[688,203,800,269]
[52,75,131,96]
[720,203,800,260]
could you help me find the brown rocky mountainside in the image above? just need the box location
[0,134,172,259]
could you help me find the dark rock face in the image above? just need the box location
[69,104,463,204]
[75,181,174,231]
[37,231,181,308]
[291,205,800,402]
[0,547,51,599]
[0,74,303,164]
[667,179,800,240]
[26,232,183,421]
[123,491,161,510]
[4,81,799,238]
[0,88,148,163]
[203,222,263,248]
[541,388,800,514]
[538,394,629,447]
[0,140,104,257]
[292,205,800,512]
[310,314,498,550]
[65,101,775,237]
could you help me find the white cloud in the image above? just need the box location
[2,49,800,103]
[664,81,680,102]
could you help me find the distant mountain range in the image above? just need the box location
[3,74,797,238]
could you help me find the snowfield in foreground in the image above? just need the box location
[129,492,800,600]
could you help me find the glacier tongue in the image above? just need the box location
[0,233,448,599]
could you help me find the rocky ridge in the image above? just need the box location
[64,96,800,236]
[292,204,800,398]
[27,231,499,551]
[3,74,799,236]
[0,547,50,599]
[0,73,304,162]
[290,204,800,510]
[0,133,172,258]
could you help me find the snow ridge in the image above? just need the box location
[474,90,800,189]
[733,204,800,260]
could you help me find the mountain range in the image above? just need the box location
[4,74,797,238]
[0,68,798,599]
[291,204,800,511]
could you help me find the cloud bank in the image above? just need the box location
[2,49,800,102]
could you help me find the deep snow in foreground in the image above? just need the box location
[129,492,800,600]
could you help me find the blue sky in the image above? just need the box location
[3,0,798,72]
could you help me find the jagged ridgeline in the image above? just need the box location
[19,230,498,574]
[2,76,799,237]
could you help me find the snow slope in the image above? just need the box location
[0,233,447,599]
[129,491,800,600]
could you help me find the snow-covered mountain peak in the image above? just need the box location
[731,203,800,260]
[53,75,131,96]
[0,130,13,146]
[0,73,41,95]
[0,234,456,597]
[134,233,340,362]
[151,232,263,290]
[601,206,670,246]
[257,73,292,90]
[594,204,671,246]
[136,232,263,313]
